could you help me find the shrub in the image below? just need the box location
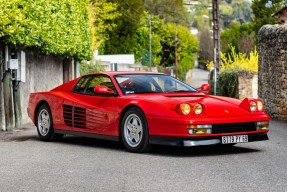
[206,45,258,73]
[207,45,258,98]
[0,0,93,60]
[80,60,104,75]
[218,70,238,98]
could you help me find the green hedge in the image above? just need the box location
[218,70,238,98]
[0,0,93,60]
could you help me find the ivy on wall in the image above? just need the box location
[0,0,93,60]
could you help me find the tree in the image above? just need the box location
[231,1,252,23]
[158,23,198,80]
[129,14,162,66]
[104,0,145,54]
[220,23,255,55]
[144,0,189,27]
[90,0,121,52]
[251,0,283,38]
[0,0,93,60]
[198,27,213,68]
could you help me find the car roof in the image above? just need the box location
[84,71,166,77]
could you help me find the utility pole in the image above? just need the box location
[212,0,220,95]
[148,15,152,71]
[175,26,179,78]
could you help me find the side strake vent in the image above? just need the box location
[63,105,86,128]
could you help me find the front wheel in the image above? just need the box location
[121,107,149,153]
[36,103,63,141]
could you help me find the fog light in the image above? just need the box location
[257,121,269,130]
[187,124,212,134]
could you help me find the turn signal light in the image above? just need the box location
[187,124,212,134]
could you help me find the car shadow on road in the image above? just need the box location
[149,144,262,157]
[57,136,262,157]
[4,134,263,157]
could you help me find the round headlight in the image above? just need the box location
[194,103,203,115]
[250,101,257,112]
[257,100,263,111]
[180,103,191,115]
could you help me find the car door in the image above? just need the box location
[66,74,119,136]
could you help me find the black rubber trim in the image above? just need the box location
[149,133,269,147]
[54,129,119,142]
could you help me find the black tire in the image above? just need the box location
[121,107,149,153]
[36,103,63,141]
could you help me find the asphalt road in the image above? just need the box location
[186,68,210,88]
[0,120,286,192]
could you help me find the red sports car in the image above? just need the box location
[28,72,270,152]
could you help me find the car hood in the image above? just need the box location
[131,93,256,117]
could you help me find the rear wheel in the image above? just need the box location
[121,107,149,153]
[36,103,63,141]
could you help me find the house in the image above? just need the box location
[94,51,142,71]
[272,6,287,24]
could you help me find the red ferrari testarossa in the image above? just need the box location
[28,72,270,152]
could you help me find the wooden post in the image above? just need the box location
[63,57,73,83]
[0,46,5,131]
[3,71,15,131]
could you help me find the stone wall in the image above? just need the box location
[258,25,287,120]
[20,52,64,124]
[237,71,258,100]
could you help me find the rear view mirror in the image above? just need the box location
[196,84,210,92]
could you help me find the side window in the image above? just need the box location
[73,76,91,94]
[86,75,115,95]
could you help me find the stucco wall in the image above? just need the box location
[20,52,63,124]
[237,72,258,100]
[258,25,287,120]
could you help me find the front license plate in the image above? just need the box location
[222,135,248,144]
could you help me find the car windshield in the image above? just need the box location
[115,74,196,95]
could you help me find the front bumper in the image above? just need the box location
[149,133,268,147]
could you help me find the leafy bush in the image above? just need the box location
[218,70,238,98]
[206,45,258,73]
[0,0,93,60]
[207,45,258,97]
[80,60,104,76]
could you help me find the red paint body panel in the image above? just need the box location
[28,72,270,145]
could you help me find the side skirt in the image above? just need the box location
[55,129,120,142]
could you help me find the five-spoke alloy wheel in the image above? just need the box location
[121,107,149,153]
[37,103,63,141]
